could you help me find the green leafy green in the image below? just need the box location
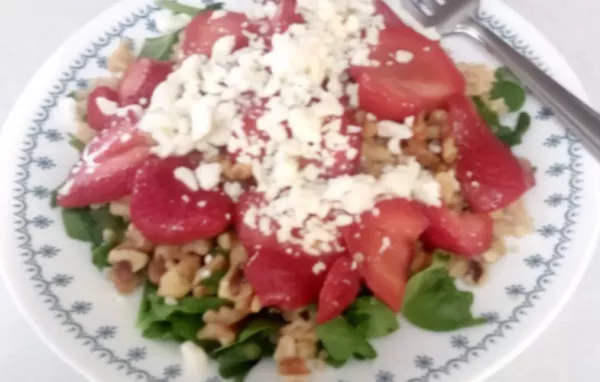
[200,270,227,295]
[68,133,85,152]
[472,67,532,147]
[316,316,377,364]
[140,2,223,61]
[495,112,531,147]
[157,0,221,16]
[346,296,399,339]
[92,242,116,269]
[495,66,520,84]
[60,205,126,249]
[139,32,180,61]
[473,97,532,147]
[490,80,526,112]
[402,254,487,332]
[211,317,282,382]
[136,283,230,337]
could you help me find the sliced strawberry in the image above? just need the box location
[270,0,304,34]
[57,120,150,208]
[350,24,465,121]
[318,112,363,178]
[228,102,274,162]
[244,247,343,310]
[119,58,173,106]
[364,198,429,241]
[130,157,234,244]
[339,198,428,311]
[86,86,120,132]
[341,224,413,312]
[421,206,494,257]
[235,191,346,256]
[235,190,280,251]
[182,10,252,57]
[316,256,361,324]
[448,95,535,212]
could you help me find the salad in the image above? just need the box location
[55,0,535,380]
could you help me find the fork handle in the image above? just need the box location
[456,18,600,160]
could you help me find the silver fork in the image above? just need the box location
[403,0,600,161]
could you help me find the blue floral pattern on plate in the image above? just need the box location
[2,1,598,381]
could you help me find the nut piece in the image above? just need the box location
[108,247,150,272]
[203,306,248,326]
[107,40,135,73]
[109,261,142,295]
[278,357,311,377]
[125,224,155,253]
[222,160,253,180]
[197,323,236,347]
[158,268,193,298]
[274,335,297,361]
[147,256,167,285]
[75,121,97,144]
[182,239,212,256]
[217,232,236,251]
[109,200,131,219]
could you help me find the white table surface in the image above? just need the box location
[1,1,599,381]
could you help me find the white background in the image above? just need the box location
[1,1,599,381]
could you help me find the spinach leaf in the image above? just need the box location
[61,208,99,243]
[156,0,221,16]
[201,270,227,295]
[490,80,526,112]
[68,133,85,152]
[139,32,179,61]
[151,294,230,320]
[495,112,531,147]
[92,242,116,270]
[402,254,487,332]
[316,316,376,363]
[495,67,520,84]
[346,296,399,339]
[472,97,532,147]
[213,318,281,382]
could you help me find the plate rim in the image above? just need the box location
[0,1,598,382]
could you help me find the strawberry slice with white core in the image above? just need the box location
[57,117,150,208]
[131,156,235,244]
[182,10,253,58]
[119,58,173,107]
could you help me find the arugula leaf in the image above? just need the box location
[156,0,221,16]
[139,32,179,61]
[316,316,377,363]
[346,296,399,339]
[490,80,526,112]
[237,318,282,343]
[68,133,85,152]
[402,254,487,332]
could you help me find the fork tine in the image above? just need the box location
[405,0,436,26]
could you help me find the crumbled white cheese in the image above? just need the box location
[395,50,414,63]
[312,261,327,275]
[210,10,228,20]
[95,97,119,116]
[136,0,441,256]
[196,162,222,191]
[180,341,208,381]
[379,236,391,253]
[174,167,200,192]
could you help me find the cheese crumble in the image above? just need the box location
[141,0,441,256]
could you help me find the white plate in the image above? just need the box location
[1,1,599,381]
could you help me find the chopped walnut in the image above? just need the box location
[109,261,142,295]
[107,246,149,272]
[197,322,236,347]
[107,39,135,73]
